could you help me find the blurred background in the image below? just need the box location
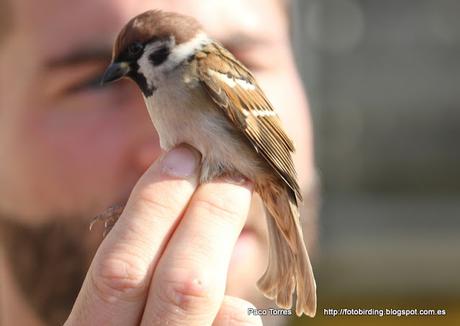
[289,0,460,325]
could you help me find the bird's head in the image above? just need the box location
[101,10,209,96]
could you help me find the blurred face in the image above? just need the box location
[0,0,313,323]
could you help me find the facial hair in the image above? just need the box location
[0,184,318,325]
[0,214,100,325]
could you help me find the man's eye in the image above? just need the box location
[45,61,110,98]
[224,47,267,72]
[70,74,105,93]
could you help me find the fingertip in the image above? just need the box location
[160,145,201,178]
[131,144,200,201]
[213,296,263,326]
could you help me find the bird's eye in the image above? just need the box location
[127,42,143,57]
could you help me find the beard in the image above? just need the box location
[0,214,101,325]
[0,184,318,326]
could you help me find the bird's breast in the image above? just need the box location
[144,82,218,153]
[143,76,263,181]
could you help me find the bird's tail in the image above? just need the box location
[256,185,317,317]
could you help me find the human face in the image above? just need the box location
[0,0,313,322]
[0,1,160,223]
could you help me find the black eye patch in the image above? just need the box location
[149,46,170,66]
[127,42,143,58]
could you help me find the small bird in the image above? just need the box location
[101,10,316,317]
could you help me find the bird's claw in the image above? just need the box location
[89,203,126,237]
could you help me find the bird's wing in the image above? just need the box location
[196,42,301,199]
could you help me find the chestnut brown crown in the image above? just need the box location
[112,10,202,62]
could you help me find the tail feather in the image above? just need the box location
[257,214,296,308]
[256,184,317,317]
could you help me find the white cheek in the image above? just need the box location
[137,46,159,88]
[137,32,212,84]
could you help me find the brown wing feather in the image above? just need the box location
[196,43,301,199]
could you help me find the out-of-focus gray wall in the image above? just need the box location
[290,0,460,323]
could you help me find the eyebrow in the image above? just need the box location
[220,32,273,50]
[43,33,271,68]
[45,46,112,69]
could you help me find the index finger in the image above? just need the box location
[65,146,200,326]
[141,177,253,325]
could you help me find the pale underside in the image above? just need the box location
[144,65,266,183]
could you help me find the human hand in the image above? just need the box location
[65,145,262,326]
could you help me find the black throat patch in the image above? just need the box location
[128,61,156,97]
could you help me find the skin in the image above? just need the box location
[0,0,315,325]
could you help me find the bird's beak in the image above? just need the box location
[101,62,130,85]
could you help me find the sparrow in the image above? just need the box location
[101,10,316,317]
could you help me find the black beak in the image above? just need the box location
[101,62,130,85]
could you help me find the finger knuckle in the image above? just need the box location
[91,254,149,303]
[155,271,218,316]
[193,195,242,225]
[132,187,176,216]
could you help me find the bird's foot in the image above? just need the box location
[221,172,251,186]
[89,203,126,237]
